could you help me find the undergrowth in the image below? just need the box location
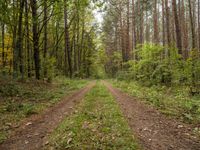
[0,77,88,143]
[110,79,200,124]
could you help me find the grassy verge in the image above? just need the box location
[0,77,88,143]
[110,79,200,127]
[46,82,139,150]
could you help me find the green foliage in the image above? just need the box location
[90,49,107,79]
[105,51,123,78]
[42,56,56,82]
[114,43,200,92]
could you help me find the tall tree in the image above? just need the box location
[153,0,159,44]
[15,0,25,79]
[172,0,182,55]
[64,0,72,78]
[30,0,40,79]
[25,0,31,77]
[43,0,48,77]
[188,0,196,49]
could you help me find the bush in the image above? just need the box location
[115,43,200,89]
[0,83,20,97]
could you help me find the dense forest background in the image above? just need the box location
[102,0,200,94]
[0,0,200,94]
[0,0,104,80]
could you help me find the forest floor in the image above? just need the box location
[0,77,89,144]
[0,80,200,150]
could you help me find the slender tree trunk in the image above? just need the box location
[126,0,130,61]
[132,0,136,59]
[198,0,200,53]
[145,8,150,42]
[64,0,72,78]
[43,0,48,78]
[16,0,25,79]
[172,0,182,55]
[76,0,80,72]
[139,0,144,44]
[154,0,159,44]
[188,0,196,49]
[2,23,5,69]
[165,0,171,46]
[162,0,166,46]
[13,0,19,78]
[181,0,189,59]
[31,0,40,79]
[80,16,85,70]
[25,0,31,78]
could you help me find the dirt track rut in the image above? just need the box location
[0,82,95,150]
[104,81,200,150]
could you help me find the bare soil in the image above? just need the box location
[104,81,200,150]
[0,82,95,150]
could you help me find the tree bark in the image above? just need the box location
[31,0,40,79]
[64,0,72,78]
[188,0,196,49]
[162,0,166,46]
[154,0,159,44]
[16,0,25,79]
[25,0,31,78]
[126,0,130,61]
[2,23,5,69]
[165,0,171,46]
[172,0,182,55]
[43,0,48,78]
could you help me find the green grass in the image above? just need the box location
[0,77,89,144]
[47,82,139,150]
[110,79,200,126]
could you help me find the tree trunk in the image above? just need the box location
[13,0,19,78]
[172,0,182,55]
[31,0,40,79]
[188,0,196,49]
[64,0,72,78]
[154,0,159,44]
[165,0,171,46]
[162,0,166,46]
[16,0,25,79]
[126,0,130,61]
[25,0,31,78]
[198,0,200,53]
[2,23,5,69]
[181,0,189,59]
[132,0,136,59]
[43,0,48,78]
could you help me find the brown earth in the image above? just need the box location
[103,81,200,150]
[0,82,95,150]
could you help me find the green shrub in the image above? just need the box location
[0,83,20,97]
[114,43,200,90]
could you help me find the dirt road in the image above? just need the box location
[0,82,95,150]
[104,81,200,150]
[1,80,200,150]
